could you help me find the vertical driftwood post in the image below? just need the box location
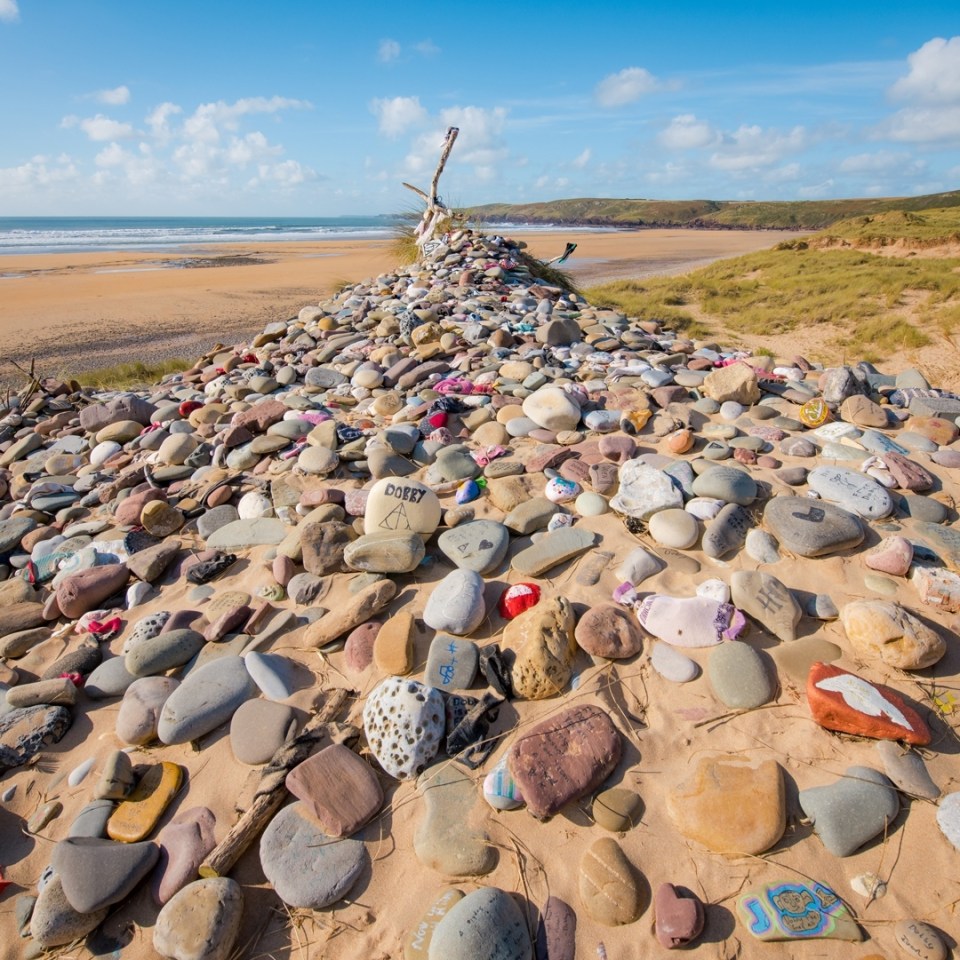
[402,125,459,253]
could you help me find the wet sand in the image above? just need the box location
[0,230,797,384]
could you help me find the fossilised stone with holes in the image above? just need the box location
[508,704,621,819]
[363,676,445,780]
[504,595,576,700]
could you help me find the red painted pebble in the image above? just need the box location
[498,582,541,620]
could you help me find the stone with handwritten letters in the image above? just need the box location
[427,886,532,960]
[737,879,862,941]
[807,465,893,518]
[806,661,931,745]
[731,570,801,641]
[424,635,478,690]
[404,888,464,960]
[508,704,621,819]
[364,477,441,537]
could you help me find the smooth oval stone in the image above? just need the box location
[730,570,801,641]
[808,466,893,519]
[157,656,255,745]
[893,920,948,960]
[649,508,699,549]
[579,837,641,926]
[259,801,367,909]
[650,641,700,682]
[574,603,643,659]
[763,496,864,557]
[428,886,532,960]
[30,875,110,948]
[592,787,642,832]
[423,569,485,636]
[363,676,445,780]
[364,477,441,536]
[839,599,945,670]
[875,741,940,800]
[745,529,780,564]
[691,466,757,505]
[343,531,425,574]
[798,765,899,857]
[702,503,752,559]
[244,651,293,700]
[153,877,243,960]
[117,676,179,745]
[437,520,510,574]
[708,641,774,709]
[229,699,298,765]
[574,491,607,516]
[125,629,205,677]
[51,837,159,913]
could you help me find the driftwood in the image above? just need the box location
[402,125,459,251]
[198,686,350,878]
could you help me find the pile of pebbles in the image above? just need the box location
[0,227,958,960]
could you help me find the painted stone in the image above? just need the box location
[107,761,183,842]
[737,880,862,941]
[636,594,744,647]
[404,888,464,960]
[807,661,931,746]
[427,886,532,960]
[730,570,801,641]
[364,477,441,537]
[763,496,864,557]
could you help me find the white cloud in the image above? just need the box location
[146,102,182,143]
[881,105,960,143]
[181,96,310,145]
[572,148,591,169]
[370,96,428,138]
[378,38,400,63]
[595,67,659,108]
[97,85,131,105]
[798,179,835,198]
[658,114,718,149]
[0,0,19,23]
[0,155,78,192]
[225,131,281,165]
[415,39,440,56]
[839,150,921,173]
[254,159,318,187]
[891,36,960,103]
[879,38,960,143]
[68,114,136,141]
[708,124,808,171]
[404,105,509,178]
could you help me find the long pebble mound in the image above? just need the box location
[1,227,959,960]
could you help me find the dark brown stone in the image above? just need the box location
[508,704,621,819]
[525,445,574,474]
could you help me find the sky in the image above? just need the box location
[0,0,958,216]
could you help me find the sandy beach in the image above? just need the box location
[0,230,797,386]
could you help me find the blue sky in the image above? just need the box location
[0,0,958,215]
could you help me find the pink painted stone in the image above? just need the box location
[344,621,381,672]
[152,806,217,905]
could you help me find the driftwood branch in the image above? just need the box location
[402,126,459,252]
[198,686,350,878]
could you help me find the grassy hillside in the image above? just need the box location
[470,189,960,232]
[584,205,960,370]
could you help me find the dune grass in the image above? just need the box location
[75,358,190,391]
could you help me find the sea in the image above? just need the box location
[0,215,596,256]
[0,216,408,255]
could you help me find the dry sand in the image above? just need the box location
[0,230,797,386]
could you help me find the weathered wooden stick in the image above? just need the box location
[429,126,459,206]
[198,686,350,878]
[401,182,429,203]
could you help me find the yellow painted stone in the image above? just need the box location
[107,761,183,842]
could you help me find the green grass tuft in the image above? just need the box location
[75,358,190,391]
